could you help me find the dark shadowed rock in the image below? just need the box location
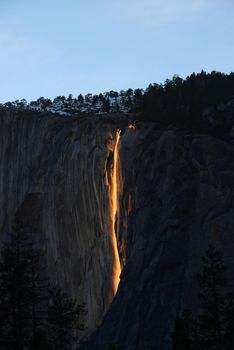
[83,124,234,350]
[1,111,234,349]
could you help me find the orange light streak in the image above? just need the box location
[128,124,136,129]
[111,131,121,295]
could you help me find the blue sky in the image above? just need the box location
[0,0,233,102]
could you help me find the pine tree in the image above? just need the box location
[28,238,48,342]
[47,286,85,350]
[28,329,51,350]
[172,310,197,350]
[103,96,110,113]
[0,223,48,350]
[133,88,143,112]
[92,94,99,107]
[0,226,32,349]
[78,94,84,105]
[223,293,234,350]
[172,246,230,350]
[197,246,227,350]
[67,94,73,108]
[0,222,86,350]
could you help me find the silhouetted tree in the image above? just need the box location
[140,71,234,139]
[36,97,52,109]
[103,96,110,113]
[85,94,92,104]
[67,94,73,107]
[172,309,198,350]
[133,88,143,112]
[28,329,51,350]
[0,221,86,350]
[197,246,227,350]
[223,293,234,350]
[0,224,46,349]
[0,221,51,350]
[172,246,232,350]
[78,94,84,105]
[47,287,85,350]
[92,94,99,107]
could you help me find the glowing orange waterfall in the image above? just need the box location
[111,131,122,295]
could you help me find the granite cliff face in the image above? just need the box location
[89,123,234,350]
[1,111,234,349]
[0,111,123,337]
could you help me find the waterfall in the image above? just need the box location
[110,131,121,295]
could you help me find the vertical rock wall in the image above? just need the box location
[0,111,121,336]
[85,123,234,350]
[2,111,234,350]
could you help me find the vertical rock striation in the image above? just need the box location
[0,111,121,337]
[84,123,234,350]
[1,111,234,349]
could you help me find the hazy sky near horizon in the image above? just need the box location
[0,0,233,102]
